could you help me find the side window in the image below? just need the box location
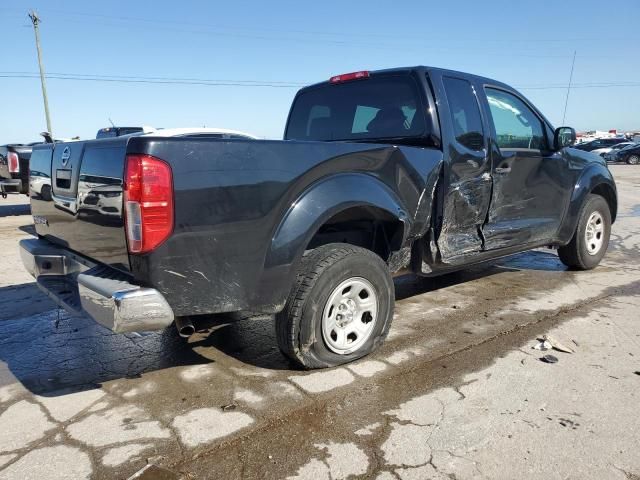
[485,88,546,150]
[352,106,379,134]
[351,105,417,134]
[442,77,484,151]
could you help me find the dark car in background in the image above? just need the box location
[608,143,640,165]
[0,143,39,197]
[575,137,630,152]
[602,142,636,161]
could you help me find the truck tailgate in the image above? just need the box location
[29,140,131,271]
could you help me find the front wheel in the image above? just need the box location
[558,194,611,270]
[627,155,639,165]
[275,243,394,369]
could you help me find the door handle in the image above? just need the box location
[495,167,511,174]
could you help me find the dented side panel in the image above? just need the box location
[262,146,443,309]
[437,172,492,260]
[427,72,493,264]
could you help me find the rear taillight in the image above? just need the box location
[124,154,174,254]
[8,152,19,173]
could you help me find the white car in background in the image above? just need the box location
[592,142,635,158]
[142,127,258,139]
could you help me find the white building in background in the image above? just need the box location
[576,129,630,143]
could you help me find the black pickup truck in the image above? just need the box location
[0,143,38,197]
[21,66,617,368]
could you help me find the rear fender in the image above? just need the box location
[557,163,617,245]
[259,173,409,310]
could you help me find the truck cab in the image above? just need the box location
[284,67,616,270]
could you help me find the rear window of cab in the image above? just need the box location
[285,76,429,142]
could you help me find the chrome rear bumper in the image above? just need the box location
[19,238,174,333]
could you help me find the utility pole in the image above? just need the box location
[28,10,53,136]
[562,50,577,125]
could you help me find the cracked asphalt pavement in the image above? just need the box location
[1,165,639,479]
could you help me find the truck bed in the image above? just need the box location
[29,135,443,316]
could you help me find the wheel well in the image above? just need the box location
[591,184,617,222]
[306,206,404,261]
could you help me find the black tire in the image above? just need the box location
[276,243,394,369]
[627,155,639,165]
[557,194,611,270]
[41,184,52,201]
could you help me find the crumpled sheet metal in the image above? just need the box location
[437,173,492,262]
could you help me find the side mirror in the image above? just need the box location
[554,126,576,150]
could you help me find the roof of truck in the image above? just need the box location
[299,66,512,92]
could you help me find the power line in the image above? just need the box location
[8,8,629,60]
[7,71,640,89]
[516,81,640,88]
[23,9,608,43]
[4,6,633,62]
[48,18,580,57]
[562,50,577,124]
[0,71,306,86]
[2,72,640,91]
[518,83,640,90]
[27,7,633,46]
[0,73,305,88]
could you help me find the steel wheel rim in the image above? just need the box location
[321,277,378,355]
[585,211,605,256]
[629,155,639,165]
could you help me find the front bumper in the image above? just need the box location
[19,238,174,333]
[0,179,22,195]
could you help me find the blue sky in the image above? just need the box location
[1,0,638,143]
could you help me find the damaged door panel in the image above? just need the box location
[433,75,492,263]
[438,172,492,260]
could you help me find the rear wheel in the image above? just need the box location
[558,194,611,270]
[276,243,394,369]
[41,184,52,201]
[627,155,639,165]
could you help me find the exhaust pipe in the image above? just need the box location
[175,317,195,338]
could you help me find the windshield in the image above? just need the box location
[117,127,143,136]
[285,76,427,142]
[96,127,143,139]
[96,129,118,139]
